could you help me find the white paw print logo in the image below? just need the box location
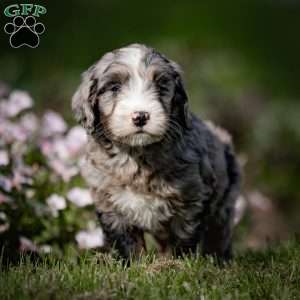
[4,16,45,48]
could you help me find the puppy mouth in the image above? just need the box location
[133,129,160,138]
[135,129,147,134]
[131,127,149,134]
[119,130,163,146]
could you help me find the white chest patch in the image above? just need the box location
[111,188,172,231]
[82,142,176,232]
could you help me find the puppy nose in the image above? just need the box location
[132,111,150,127]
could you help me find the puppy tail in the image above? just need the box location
[224,142,241,201]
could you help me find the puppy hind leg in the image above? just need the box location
[201,212,234,264]
[201,143,241,264]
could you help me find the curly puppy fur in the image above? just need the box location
[72,44,241,262]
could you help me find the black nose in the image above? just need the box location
[132,111,150,127]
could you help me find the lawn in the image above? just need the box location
[1,240,299,300]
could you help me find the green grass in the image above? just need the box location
[1,241,300,300]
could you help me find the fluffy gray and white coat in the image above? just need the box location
[72,44,241,261]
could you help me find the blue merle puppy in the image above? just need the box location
[72,43,241,262]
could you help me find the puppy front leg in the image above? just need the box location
[154,236,172,258]
[97,211,145,263]
[201,215,233,263]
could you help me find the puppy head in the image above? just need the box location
[72,44,191,147]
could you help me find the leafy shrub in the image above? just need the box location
[0,90,103,261]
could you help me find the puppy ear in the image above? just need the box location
[171,62,192,130]
[72,70,99,135]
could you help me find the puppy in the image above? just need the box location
[72,44,241,261]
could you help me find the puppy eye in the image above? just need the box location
[108,82,121,93]
[100,82,121,94]
[157,76,170,87]
[98,82,121,95]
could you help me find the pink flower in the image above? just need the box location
[49,159,79,182]
[0,119,28,143]
[0,112,37,144]
[19,237,38,252]
[10,125,28,142]
[0,91,33,117]
[40,139,67,161]
[0,150,9,166]
[52,139,70,161]
[39,126,86,181]
[46,194,67,217]
[75,227,104,249]
[41,111,67,137]
[41,127,87,162]
[40,245,52,253]
[40,140,54,157]
[19,113,39,134]
[0,175,13,192]
[67,187,93,207]
[0,192,9,204]
[65,126,87,157]
[12,169,33,189]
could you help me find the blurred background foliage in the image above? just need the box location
[1,0,300,248]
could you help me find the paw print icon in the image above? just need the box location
[4,16,45,48]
